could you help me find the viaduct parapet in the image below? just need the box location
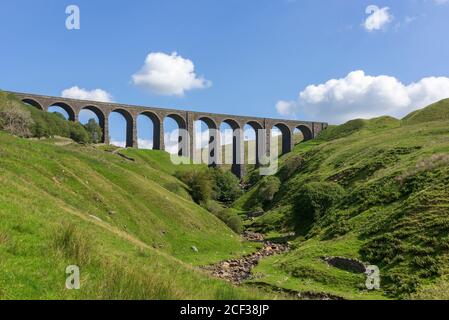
[7,91,328,178]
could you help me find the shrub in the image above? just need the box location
[294,182,345,223]
[83,118,103,143]
[215,208,243,234]
[257,176,281,205]
[0,100,34,137]
[175,169,213,204]
[210,167,243,203]
[202,201,243,234]
[242,168,262,189]
[278,155,303,181]
[70,122,91,144]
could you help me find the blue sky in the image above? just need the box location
[1,0,449,146]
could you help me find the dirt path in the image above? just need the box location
[201,232,290,284]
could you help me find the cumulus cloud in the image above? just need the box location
[276,70,449,124]
[61,86,113,102]
[364,5,393,31]
[132,52,212,96]
[138,139,153,150]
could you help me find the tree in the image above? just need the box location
[0,101,34,137]
[210,167,243,203]
[83,119,103,143]
[294,182,345,222]
[175,170,213,204]
[257,176,281,205]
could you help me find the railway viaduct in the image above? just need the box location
[8,91,328,178]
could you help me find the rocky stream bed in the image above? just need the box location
[201,231,290,284]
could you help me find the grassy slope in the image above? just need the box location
[0,130,276,299]
[236,101,449,299]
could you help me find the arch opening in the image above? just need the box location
[195,117,218,166]
[109,109,133,148]
[272,123,291,156]
[295,125,313,143]
[48,102,76,121]
[245,121,263,166]
[221,119,243,177]
[164,114,187,156]
[22,99,43,110]
[137,112,160,150]
[79,106,106,143]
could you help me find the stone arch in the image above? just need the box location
[80,105,106,143]
[138,111,162,150]
[48,102,76,121]
[273,123,292,155]
[245,121,264,166]
[221,119,244,177]
[295,124,313,143]
[22,98,43,110]
[166,113,187,130]
[198,116,218,129]
[165,114,188,156]
[197,116,219,166]
[111,108,134,148]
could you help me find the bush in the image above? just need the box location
[70,122,91,144]
[215,208,243,234]
[175,169,213,204]
[83,118,103,143]
[257,176,281,205]
[242,169,262,189]
[294,182,345,223]
[0,100,34,137]
[202,201,243,234]
[278,155,303,181]
[210,167,243,203]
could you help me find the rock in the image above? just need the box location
[324,256,366,273]
[246,211,265,218]
[191,246,199,253]
[201,238,290,284]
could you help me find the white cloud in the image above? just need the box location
[364,5,393,31]
[61,86,113,102]
[132,52,212,96]
[276,70,449,124]
[138,139,153,150]
[110,140,126,148]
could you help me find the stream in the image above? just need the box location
[201,231,290,284]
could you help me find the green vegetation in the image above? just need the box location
[2,89,449,300]
[238,101,449,299]
[176,167,244,233]
[0,92,276,299]
[0,91,95,144]
[83,118,103,143]
[402,98,449,125]
[210,167,243,204]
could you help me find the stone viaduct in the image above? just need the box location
[8,91,328,178]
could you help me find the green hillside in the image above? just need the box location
[2,90,449,300]
[0,90,284,299]
[237,101,449,299]
[402,99,449,125]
